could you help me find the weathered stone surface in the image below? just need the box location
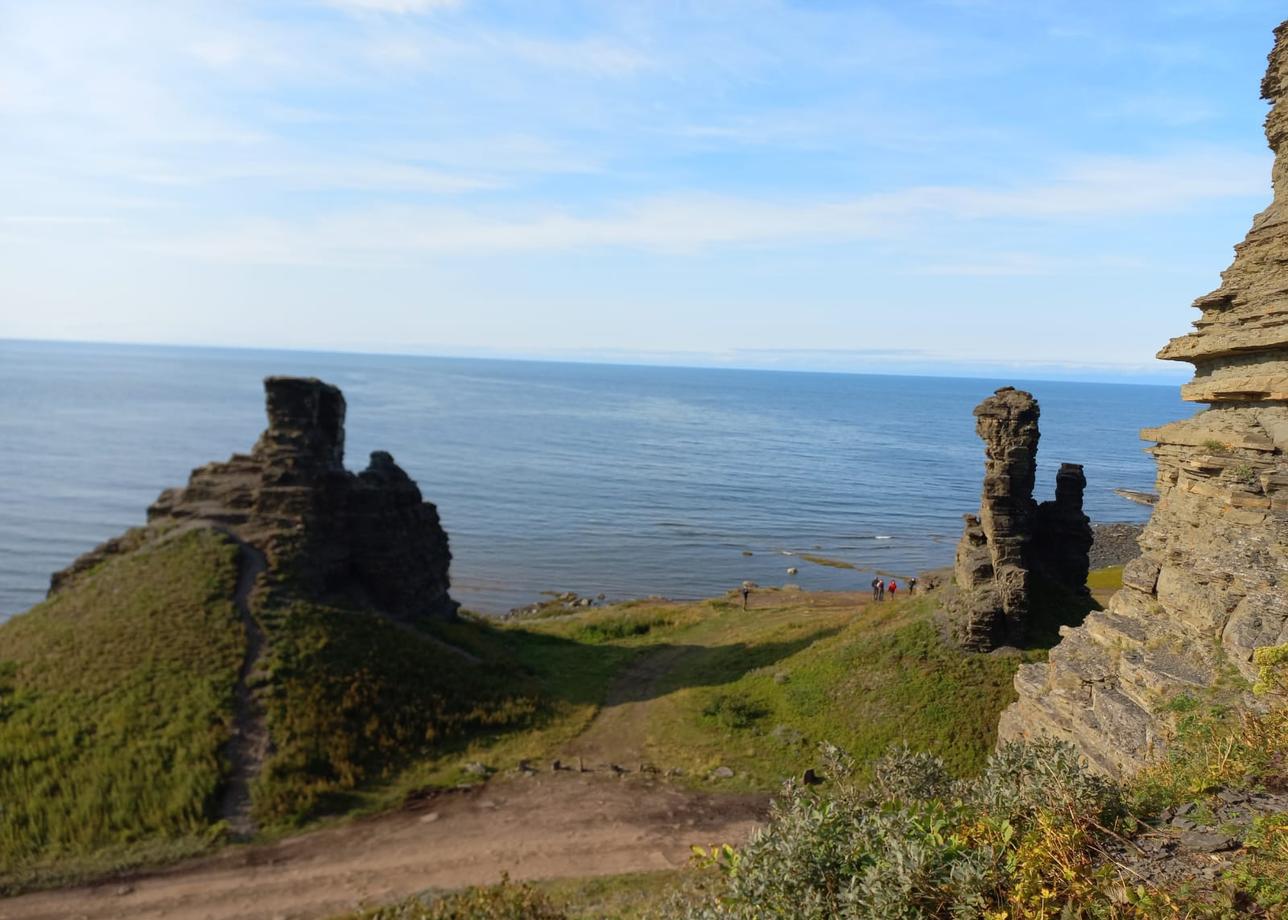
[948,388,1093,650]
[999,22,1288,776]
[52,377,458,621]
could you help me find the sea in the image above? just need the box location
[0,340,1193,620]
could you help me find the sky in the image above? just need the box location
[0,1,1284,382]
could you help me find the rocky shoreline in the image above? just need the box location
[503,523,1143,620]
[1089,522,1144,569]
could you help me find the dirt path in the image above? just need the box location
[219,541,270,840]
[561,645,695,770]
[0,774,767,920]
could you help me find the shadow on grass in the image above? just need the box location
[491,621,846,707]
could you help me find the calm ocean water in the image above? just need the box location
[0,340,1191,619]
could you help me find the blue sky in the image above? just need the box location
[0,0,1282,381]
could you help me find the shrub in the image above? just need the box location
[678,739,1124,919]
[702,694,771,731]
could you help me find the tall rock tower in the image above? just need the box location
[949,388,1094,651]
[999,21,1288,775]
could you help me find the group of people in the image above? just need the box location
[736,574,916,610]
[870,576,915,602]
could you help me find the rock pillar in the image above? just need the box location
[949,389,1094,650]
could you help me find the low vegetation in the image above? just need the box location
[352,684,1288,919]
[0,550,1113,896]
[0,529,243,889]
[251,597,541,825]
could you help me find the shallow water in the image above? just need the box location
[0,340,1190,618]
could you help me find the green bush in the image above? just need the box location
[678,739,1124,919]
[702,694,770,731]
[571,610,676,644]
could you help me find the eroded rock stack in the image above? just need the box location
[54,377,457,621]
[949,388,1093,650]
[998,22,1288,775]
[951,388,1043,649]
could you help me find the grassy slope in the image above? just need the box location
[0,529,552,887]
[0,532,1102,895]
[582,595,1035,787]
[300,582,1076,806]
[0,529,243,886]
[251,598,542,826]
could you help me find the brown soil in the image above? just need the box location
[0,773,766,920]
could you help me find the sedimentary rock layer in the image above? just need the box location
[998,21,1288,775]
[53,377,458,622]
[949,388,1092,650]
[951,388,1042,649]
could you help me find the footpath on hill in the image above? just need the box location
[0,585,982,920]
[0,651,771,920]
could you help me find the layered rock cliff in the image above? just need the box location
[51,376,458,622]
[998,21,1288,775]
[949,388,1093,650]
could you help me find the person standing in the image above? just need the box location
[740,582,751,610]
[909,577,918,596]
[871,577,881,602]
[888,579,898,599]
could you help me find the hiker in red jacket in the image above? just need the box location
[888,579,898,598]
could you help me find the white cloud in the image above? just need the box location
[148,147,1271,265]
[322,0,464,14]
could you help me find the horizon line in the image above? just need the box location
[0,335,1191,389]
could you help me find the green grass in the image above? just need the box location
[629,595,1037,787]
[250,598,542,826]
[0,528,243,889]
[1087,565,1124,592]
[0,545,1117,893]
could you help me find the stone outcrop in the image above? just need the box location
[1034,463,1095,593]
[998,21,1288,775]
[949,388,1093,650]
[53,377,457,622]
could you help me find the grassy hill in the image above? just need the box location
[0,530,1100,893]
[0,527,542,890]
[0,529,244,887]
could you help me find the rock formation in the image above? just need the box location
[1034,463,1095,593]
[949,388,1093,651]
[998,21,1288,775]
[52,376,458,622]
